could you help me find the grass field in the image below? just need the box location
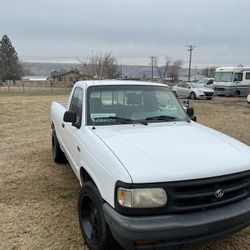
[0,94,250,250]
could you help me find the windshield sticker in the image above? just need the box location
[91,113,116,119]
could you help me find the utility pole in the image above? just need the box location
[149,56,156,79]
[120,64,123,78]
[186,45,196,82]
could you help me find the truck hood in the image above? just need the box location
[93,122,250,183]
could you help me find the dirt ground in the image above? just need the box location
[0,94,250,250]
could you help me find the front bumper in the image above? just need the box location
[103,198,250,250]
[196,94,214,99]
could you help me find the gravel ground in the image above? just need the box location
[0,94,250,250]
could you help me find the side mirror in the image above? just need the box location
[187,107,197,122]
[63,111,76,124]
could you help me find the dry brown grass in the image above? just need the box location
[0,95,250,250]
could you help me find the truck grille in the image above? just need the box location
[166,171,250,213]
[115,171,250,216]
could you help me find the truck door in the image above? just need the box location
[63,87,84,175]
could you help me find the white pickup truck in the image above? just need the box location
[51,80,250,250]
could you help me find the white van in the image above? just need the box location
[213,67,250,96]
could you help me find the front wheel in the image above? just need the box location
[190,92,196,100]
[78,182,120,250]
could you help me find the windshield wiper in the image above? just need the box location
[145,115,177,122]
[94,116,148,125]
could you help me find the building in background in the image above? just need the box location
[21,76,49,85]
[51,69,89,86]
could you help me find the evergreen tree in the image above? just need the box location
[0,35,22,81]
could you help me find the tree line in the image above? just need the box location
[0,34,218,82]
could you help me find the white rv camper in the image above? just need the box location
[213,67,250,96]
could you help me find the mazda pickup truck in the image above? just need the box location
[51,80,250,250]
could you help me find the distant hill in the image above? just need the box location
[22,61,200,79]
[22,62,81,77]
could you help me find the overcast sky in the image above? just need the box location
[1,0,250,67]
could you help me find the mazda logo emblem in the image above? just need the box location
[215,189,224,198]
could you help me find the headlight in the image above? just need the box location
[117,187,167,208]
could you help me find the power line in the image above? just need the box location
[186,45,196,82]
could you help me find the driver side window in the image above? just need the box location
[69,87,83,128]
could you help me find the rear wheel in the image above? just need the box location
[190,92,196,100]
[52,130,67,163]
[78,182,120,250]
[234,90,241,97]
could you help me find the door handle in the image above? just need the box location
[62,123,65,128]
[77,146,81,152]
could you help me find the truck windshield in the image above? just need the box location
[87,85,188,125]
[214,72,233,82]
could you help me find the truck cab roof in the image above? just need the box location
[74,80,168,89]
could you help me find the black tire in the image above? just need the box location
[78,182,120,250]
[234,90,240,97]
[190,92,196,100]
[52,130,67,163]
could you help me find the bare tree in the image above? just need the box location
[168,59,183,82]
[154,56,172,82]
[201,66,217,77]
[162,56,172,79]
[79,51,118,79]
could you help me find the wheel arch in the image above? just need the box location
[80,167,97,188]
[51,121,55,131]
[234,90,241,96]
[190,91,196,99]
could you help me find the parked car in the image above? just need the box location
[247,87,250,103]
[172,82,214,100]
[51,80,250,250]
[197,78,214,87]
